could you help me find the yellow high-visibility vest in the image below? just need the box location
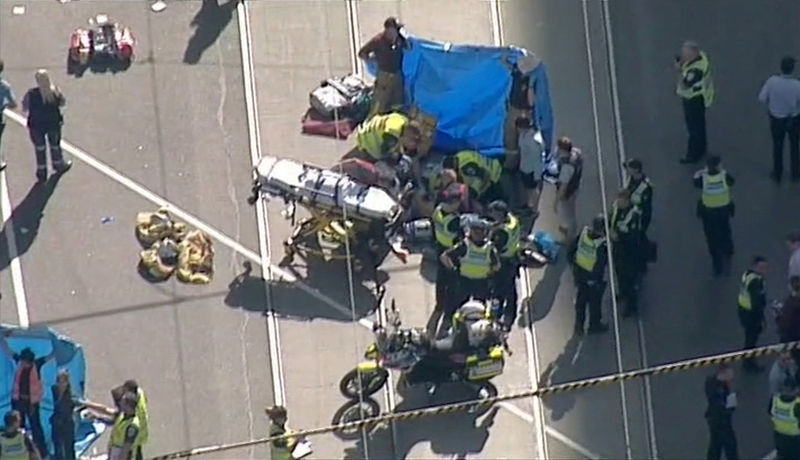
[432,205,459,249]
[627,178,652,208]
[738,271,762,310]
[356,113,408,160]
[269,422,297,460]
[700,171,731,208]
[0,430,28,460]
[497,214,520,258]
[677,51,714,107]
[455,150,502,196]
[575,227,605,273]
[771,395,800,436]
[110,414,142,449]
[459,240,493,279]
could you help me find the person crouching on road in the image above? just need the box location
[358,17,406,119]
[770,382,800,460]
[348,112,421,165]
[440,217,500,321]
[21,70,71,182]
[737,256,768,373]
[266,406,297,460]
[568,215,609,335]
[609,189,643,318]
[487,200,521,331]
[693,155,735,277]
[0,410,41,460]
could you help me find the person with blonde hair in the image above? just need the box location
[21,69,71,182]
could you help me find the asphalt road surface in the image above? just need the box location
[2,1,799,459]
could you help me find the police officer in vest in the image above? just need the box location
[440,217,500,317]
[609,189,643,317]
[0,411,39,460]
[487,201,521,331]
[349,112,422,164]
[676,41,714,164]
[266,405,298,460]
[432,185,466,320]
[770,382,800,460]
[693,155,735,276]
[737,256,768,372]
[107,392,143,460]
[442,151,504,210]
[624,158,653,235]
[568,215,610,335]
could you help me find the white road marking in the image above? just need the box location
[237,0,286,425]
[581,1,633,458]
[545,426,603,460]
[0,168,29,326]
[488,2,547,458]
[762,450,776,460]
[1,109,374,331]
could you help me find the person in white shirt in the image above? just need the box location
[769,352,799,396]
[758,56,800,182]
[788,232,800,280]
[516,116,544,217]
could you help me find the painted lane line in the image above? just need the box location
[545,426,603,460]
[1,109,374,331]
[762,449,776,460]
[237,0,286,410]
[0,169,29,327]
[598,1,658,456]
[580,1,633,458]
[487,2,547,459]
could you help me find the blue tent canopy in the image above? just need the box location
[368,34,555,157]
[0,324,105,457]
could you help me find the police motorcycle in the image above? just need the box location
[248,155,412,276]
[339,298,509,405]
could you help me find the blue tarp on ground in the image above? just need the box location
[0,324,105,457]
[367,34,555,157]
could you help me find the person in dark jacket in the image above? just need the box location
[21,69,71,182]
[705,363,739,460]
[51,369,76,460]
[568,215,609,335]
[778,277,800,366]
[737,256,768,372]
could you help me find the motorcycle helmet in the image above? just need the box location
[467,319,495,346]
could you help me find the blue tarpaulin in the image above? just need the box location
[0,324,105,457]
[367,34,555,157]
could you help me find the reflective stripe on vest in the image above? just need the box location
[456,150,502,196]
[611,204,638,240]
[0,431,28,460]
[13,365,43,404]
[575,227,604,273]
[459,241,493,279]
[677,51,714,107]
[269,423,295,460]
[701,172,731,208]
[432,206,458,249]
[356,113,408,159]
[628,178,651,208]
[110,414,141,448]
[738,271,761,310]
[136,388,149,445]
[498,214,520,258]
[771,396,800,436]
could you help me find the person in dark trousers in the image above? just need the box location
[769,383,800,460]
[430,185,465,332]
[0,410,41,460]
[358,17,406,119]
[676,41,714,164]
[568,215,610,335]
[487,200,521,331]
[693,156,735,276]
[737,256,768,373]
[624,159,654,272]
[609,189,643,317]
[51,369,76,460]
[777,277,800,366]
[0,58,19,172]
[758,56,800,183]
[704,363,739,460]
[21,69,71,182]
[0,332,55,458]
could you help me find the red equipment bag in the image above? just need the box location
[300,108,356,140]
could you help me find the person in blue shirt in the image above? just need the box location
[0,58,19,171]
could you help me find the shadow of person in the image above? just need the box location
[340,385,500,459]
[0,176,61,273]
[183,0,241,65]
[519,256,567,327]
[225,261,377,322]
[537,335,584,421]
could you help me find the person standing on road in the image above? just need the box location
[487,200,521,331]
[51,369,77,460]
[568,215,610,335]
[758,56,800,183]
[0,410,40,460]
[0,59,19,172]
[769,352,799,396]
[516,116,545,218]
[693,156,735,276]
[21,70,71,182]
[553,137,583,242]
[777,277,800,366]
[676,41,714,164]
[787,232,800,280]
[769,383,800,460]
[737,256,768,373]
[266,406,297,460]
[358,17,406,119]
[608,189,643,317]
[704,363,739,460]
[624,159,655,273]
[432,186,465,325]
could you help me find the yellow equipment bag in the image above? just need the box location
[176,230,214,284]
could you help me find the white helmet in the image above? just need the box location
[467,319,494,346]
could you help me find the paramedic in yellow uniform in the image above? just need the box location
[347,112,421,164]
[443,150,503,209]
